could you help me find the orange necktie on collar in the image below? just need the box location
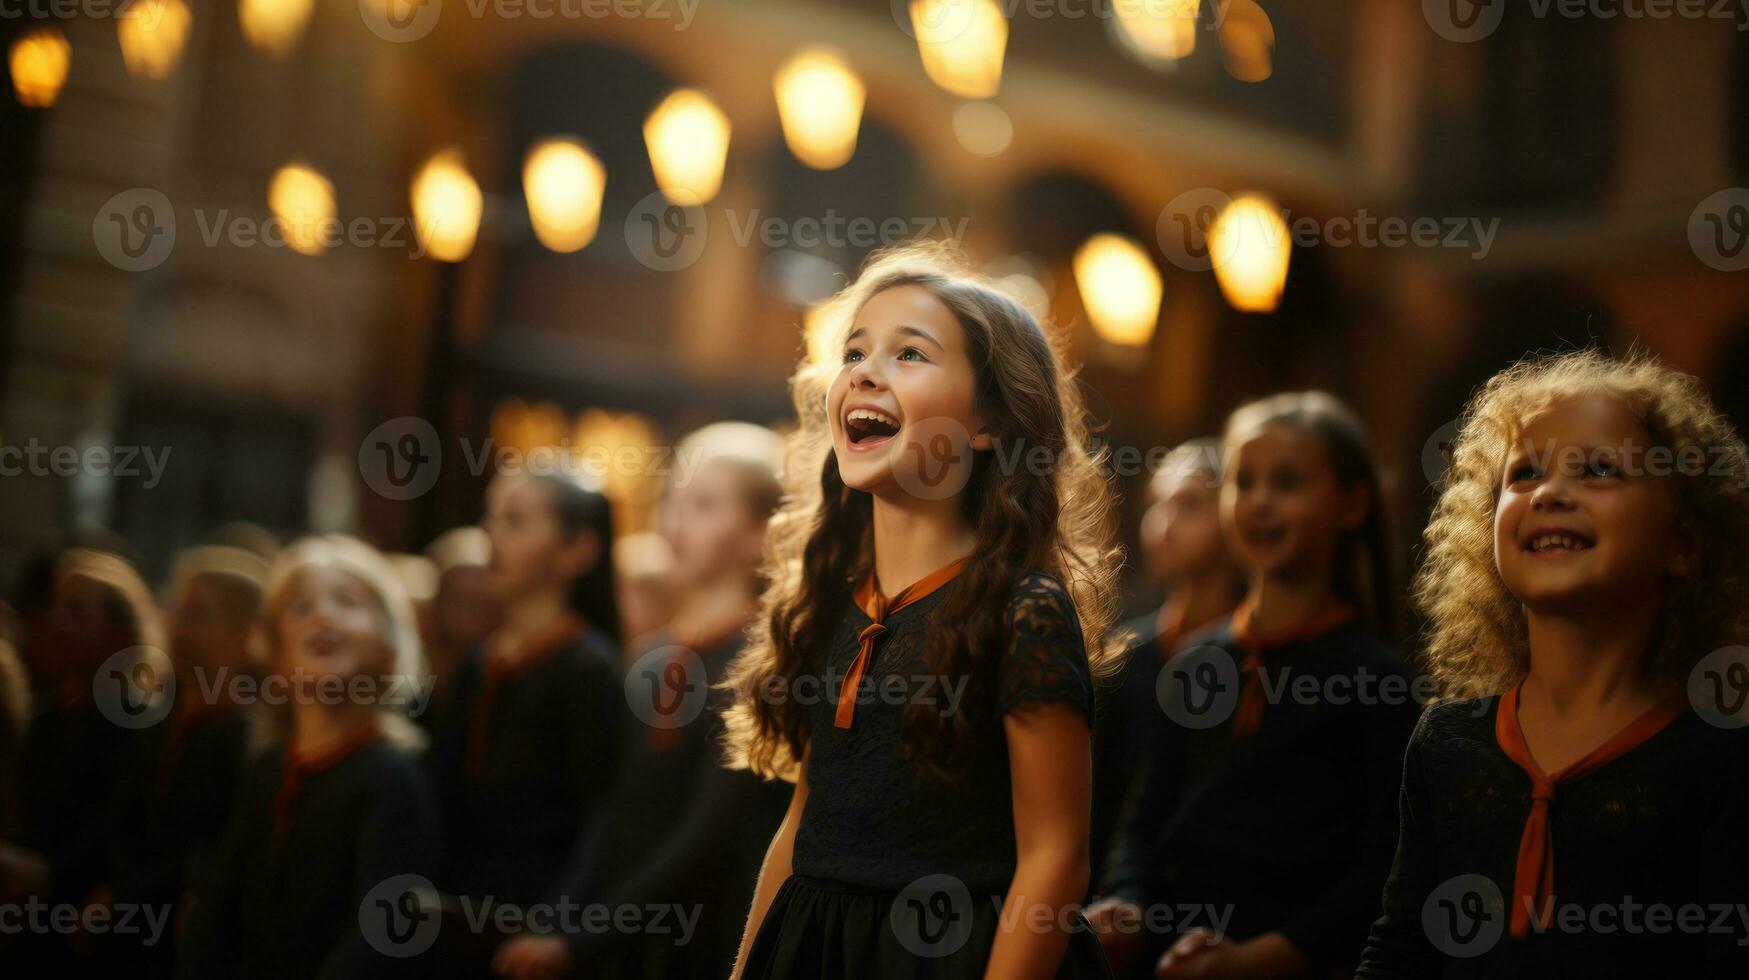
[1494,684,1684,939]
[1229,598,1355,736]
[1153,603,1231,663]
[273,722,381,838]
[834,557,969,730]
[466,613,585,779]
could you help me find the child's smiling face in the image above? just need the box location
[828,285,991,496]
[274,566,392,683]
[1493,394,1688,612]
[1142,464,1227,581]
[660,459,766,589]
[483,474,593,602]
[1222,422,1368,583]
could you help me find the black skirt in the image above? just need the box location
[742,875,1115,980]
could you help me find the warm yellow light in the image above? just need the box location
[118,0,192,80]
[773,47,865,170]
[952,100,1012,156]
[910,0,1007,100]
[1208,194,1291,313]
[1113,0,1199,64]
[644,89,731,204]
[410,148,484,263]
[239,0,314,59]
[1072,233,1162,347]
[10,29,70,108]
[523,138,607,253]
[267,163,335,256]
[803,303,841,368]
[1219,0,1275,82]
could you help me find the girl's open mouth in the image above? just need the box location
[1525,532,1595,555]
[1245,525,1287,548]
[845,407,901,451]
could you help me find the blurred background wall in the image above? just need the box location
[3,0,1748,612]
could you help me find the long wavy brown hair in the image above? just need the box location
[721,244,1124,782]
[1417,349,1749,699]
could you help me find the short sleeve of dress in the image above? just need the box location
[996,572,1095,725]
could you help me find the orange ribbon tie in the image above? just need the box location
[1495,685,1684,939]
[834,557,968,730]
[1229,599,1355,736]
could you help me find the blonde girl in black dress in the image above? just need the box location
[723,244,1123,980]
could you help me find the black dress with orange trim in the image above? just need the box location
[1100,615,1418,979]
[1088,605,1231,897]
[103,704,252,979]
[176,735,439,980]
[427,623,625,930]
[13,699,139,976]
[1356,695,1749,979]
[578,621,791,979]
[739,570,1114,979]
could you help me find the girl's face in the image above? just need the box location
[1493,394,1686,613]
[433,565,499,658]
[1222,423,1368,584]
[1140,465,1227,582]
[171,576,251,675]
[660,460,766,590]
[827,285,992,497]
[274,567,391,683]
[49,574,128,673]
[483,474,594,602]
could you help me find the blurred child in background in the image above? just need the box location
[420,527,501,738]
[582,422,792,979]
[1089,439,1243,891]
[3,549,162,976]
[613,532,676,656]
[97,546,266,978]
[429,471,625,980]
[178,536,436,980]
[1090,392,1417,979]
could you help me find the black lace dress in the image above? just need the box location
[740,571,1115,979]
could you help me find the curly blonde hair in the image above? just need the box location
[1417,349,1749,699]
[254,535,429,751]
[721,243,1125,781]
